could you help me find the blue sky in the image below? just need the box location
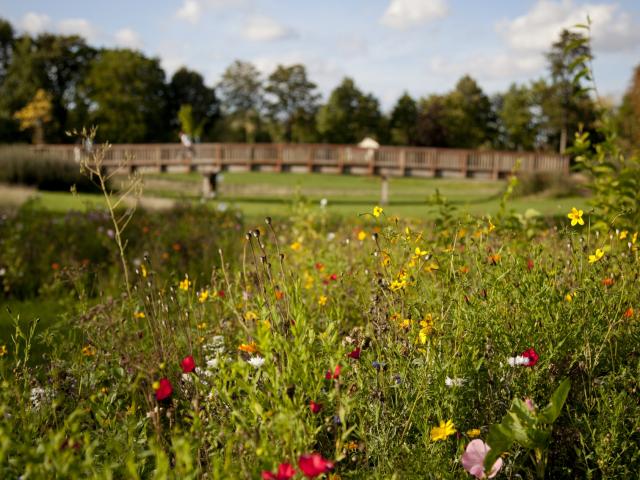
[2,0,639,109]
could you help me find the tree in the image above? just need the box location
[217,60,264,142]
[497,84,538,151]
[545,29,596,153]
[415,94,449,147]
[264,64,319,142]
[442,75,496,148]
[80,49,169,143]
[0,18,14,83]
[168,67,218,140]
[317,77,384,144]
[13,88,52,144]
[618,64,640,153]
[0,32,96,142]
[389,92,418,145]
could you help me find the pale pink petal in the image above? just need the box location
[468,464,486,478]
[487,457,503,478]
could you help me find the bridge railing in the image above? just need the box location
[6,142,569,178]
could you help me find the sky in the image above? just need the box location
[2,0,639,110]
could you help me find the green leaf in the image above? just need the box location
[484,422,514,472]
[538,379,571,424]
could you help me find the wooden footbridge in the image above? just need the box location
[19,142,569,202]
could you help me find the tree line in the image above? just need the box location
[0,17,637,152]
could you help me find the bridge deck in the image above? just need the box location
[24,142,568,180]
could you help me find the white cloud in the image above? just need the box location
[381,0,448,29]
[114,28,142,49]
[497,0,640,53]
[429,52,545,81]
[57,18,99,42]
[19,12,51,35]
[176,0,201,24]
[175,0,247,24]
[242,16,295,42]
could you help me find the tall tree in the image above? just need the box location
[317,77,384,144]
[168,67,218,140]
[217,60,264,142]
[264,64,319,142]
[415,95,449,147]
[497,84,537,151]
[0,33,95,142]
[0,18,14,83]
[443,75,496,148]
[545,29,595,153]
[80,49,168,143]
[389,92,418,145]
[618,64,640,153]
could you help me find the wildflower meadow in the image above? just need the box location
[1,21,639,480]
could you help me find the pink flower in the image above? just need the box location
[180,355,196,373]
[298,454,334,478]
[261,463,296,480]
[461,439,503,479]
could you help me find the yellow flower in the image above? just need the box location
[588,248,604,263]
[238,342,258,354]
[632,232,638,244]
[197,322,207,330]
[140,264,147,278]
[81,345,96,357]
[290,241,302,251]
[152,380,160,390]
[399,318,412,329]
[415,247,428,256]
[565,293,574,302]
[134,311,145,319]
[318,295,328,306]
[619,230,628,240]
[198,290,209,303]
[0,345,7,357]
[488,220,496,232]
[389,279,407,292]
[567,207,584,226]
[466,428,481,438]
[424,261,439,273]
[179,275,191,291]
[358,230,368,241]
[373,206,383,218]
[244,311,258,321]
[430,419,456,441]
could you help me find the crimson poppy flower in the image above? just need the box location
[180,355,196,373]
[521,348,539,367]
[309,401,322,413]
[347,348,361,360]
[261,463,296,480]
[154,378,173,400]
[527,259,534,271]
[217,290,225,297]
[298,453,334,478]
[329,273,338,281]
[325,364,341,380]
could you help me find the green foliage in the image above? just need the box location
[485,380,570,478]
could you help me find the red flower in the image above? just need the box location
[217,290,225,297]
[155,378,173,400]
[527,259,534,271]
[623,307,634,318]
[180,355,196,373]
[602,277,614,287]
[347,348,361,360]
[315,262,324,271]
[309,401,322,414]
[262,463,296,480]
[298,454,334,478]
[521,348,539,367]
[325,364,341,380]
[329,273,338,281]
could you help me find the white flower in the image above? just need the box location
[327,232,336,241]
[30,386,53,410]
[146,406,159,419]
[247,356,265,368]
[320,198,328,208]
[0,268,6,276]
[217,202,228,212]
[206,357,219,369]
[507,355,529,367]
[445,376,466,387]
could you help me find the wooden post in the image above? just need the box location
[380,174,389,206]
[202,172,218,199]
